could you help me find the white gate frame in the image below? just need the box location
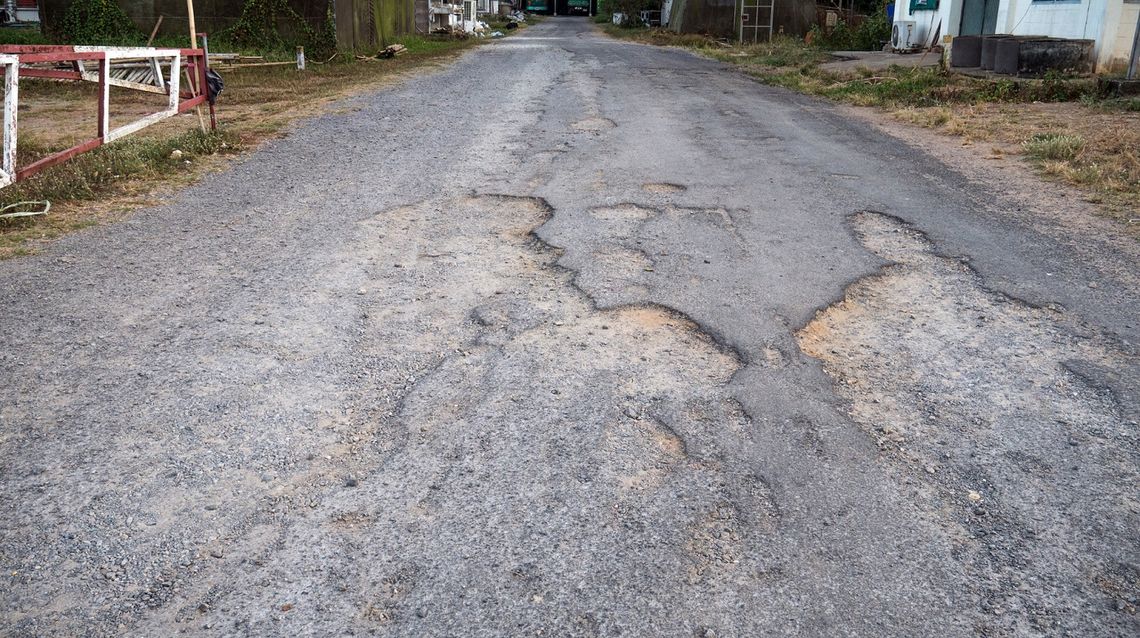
[0,54,18,189]
[0,45,210,189]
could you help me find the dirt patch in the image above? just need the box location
[572,116,617,132]
[641,182,687,194]
[797,210,1139,634]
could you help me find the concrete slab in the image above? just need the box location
[820,49,942,73]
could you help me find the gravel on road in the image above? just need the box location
[1,18,1137,637]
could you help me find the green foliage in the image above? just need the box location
[734,35,830,67]
[809,10,891,52]
[223,0,337,58]
[0,27,49,45]
[610,0,657,26]
[57,0,142,46]
[1035,69,1085,102]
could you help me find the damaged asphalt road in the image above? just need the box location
[1,17,1138,637]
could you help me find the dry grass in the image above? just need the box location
[888,102,1140,227]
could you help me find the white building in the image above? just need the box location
[894,0,1140,72]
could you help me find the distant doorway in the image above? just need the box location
[959,0,998,36]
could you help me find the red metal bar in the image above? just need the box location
[16,138,103,181]
[176,95,208,113]
[2,46,217,185]
[0,45,80,54]
[17,52,105,63]
[197,48,215,131]
[8,68,83,80]
[97,58,107,141]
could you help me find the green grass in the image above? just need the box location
[1021,133,1084,162]
[0,129,242,207]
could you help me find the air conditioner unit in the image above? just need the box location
[891,21,918,51]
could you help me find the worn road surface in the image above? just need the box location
[2,18,1138,637]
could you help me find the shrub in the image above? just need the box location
[58,0,142,46]
[223,0,337,58]
[810,9,890,52]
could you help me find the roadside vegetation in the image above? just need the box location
[601,22,1140,234]
[0,5,527,257]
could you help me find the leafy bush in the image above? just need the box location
[58,0,142,46]
[0,27,50,45]
[810,9,890,51]
[223,0,337,58]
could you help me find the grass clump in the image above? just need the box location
[1021,133,1084,162]
[0,129,240,206]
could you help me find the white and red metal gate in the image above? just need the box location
[0,44,216,188]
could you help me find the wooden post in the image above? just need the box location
[186,0,197,47]
[187,0,207,132]
[146,15,164,47]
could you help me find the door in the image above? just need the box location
[959,0,998,36]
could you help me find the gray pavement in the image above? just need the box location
[1,18,1137,637]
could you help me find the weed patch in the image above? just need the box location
[1022,133,1084,162]
[0,129,240,207]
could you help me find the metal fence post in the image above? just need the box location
[2,56,18,188]
[98,56,109,142]
[1128,9,1139,80]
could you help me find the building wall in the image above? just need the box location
[1099,1,1138,71]
[996,0,1106,41]
[892,1,961,46]
[894,0,1138,71]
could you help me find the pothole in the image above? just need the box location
[571,116,616,132]
[796,210,1138,630]
[172,194,770,633]
[641,182,687,194]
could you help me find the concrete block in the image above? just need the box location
[950,35,982,68]
[980,35,1014,70]
[1017,38,1094,76]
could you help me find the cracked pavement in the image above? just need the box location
[1,18,1138,637]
